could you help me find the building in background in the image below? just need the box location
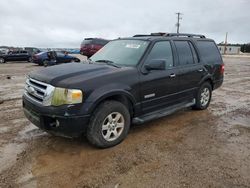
[217,44,241,54]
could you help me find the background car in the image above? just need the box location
[0,50,31,63]
[32,51,80,66]
[80,38,110,58]
[66,49,80,54]
[24,47,41,56]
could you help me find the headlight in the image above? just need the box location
[51,88,83,106]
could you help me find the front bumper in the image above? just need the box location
[23,96,90,138]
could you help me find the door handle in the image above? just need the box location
[197,68,204,72]
[169,73,176,78]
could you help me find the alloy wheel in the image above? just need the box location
[200,87,210,107]
[102,112,125,142]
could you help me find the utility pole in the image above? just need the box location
[223,32,228,55]
[176,12,182,33]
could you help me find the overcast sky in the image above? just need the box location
[0,0,249,48]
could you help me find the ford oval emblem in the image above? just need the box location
[27,86,35,94]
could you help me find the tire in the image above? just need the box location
[193,82,212,110]
[0,58,5,64]
[74,58,80,62]
[43,60,48,67]
[86,100,131,148]
[28,57,32,62]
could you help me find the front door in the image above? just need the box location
[6,51,19,61]
[140,41,180,114]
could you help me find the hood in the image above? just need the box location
[29,63,131,88]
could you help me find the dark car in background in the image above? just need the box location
[80,38,110,58]
[24,47,41,56]
[0,50,31,63]
[32,51,80,66]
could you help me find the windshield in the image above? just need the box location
[90,39,149,66]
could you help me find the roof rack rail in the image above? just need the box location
[133,34,152,37]
[164,33,206,38]
[133,33,206,38]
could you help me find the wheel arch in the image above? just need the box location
[87,91,136,117]
[199,76,214,90]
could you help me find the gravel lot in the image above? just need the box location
[0,56,249,188]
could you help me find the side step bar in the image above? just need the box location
[132,99,196,124]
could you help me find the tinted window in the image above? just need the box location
[81,40,91,45]
[94,39,109,45]
[174,41,194,65]
[146,41,173,68]
[197,41,222,64]
[189,42,198,63]
[56,51,65,56]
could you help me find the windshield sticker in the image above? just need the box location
[125,44,141,49]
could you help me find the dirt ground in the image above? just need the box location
[0,56,249,188]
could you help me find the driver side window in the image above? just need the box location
[146,41,174,69]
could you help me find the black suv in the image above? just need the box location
[23,33,224,148]
[0,50,31,63]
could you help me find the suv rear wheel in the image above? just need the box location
[193,82,212,110]
[86,100,130,148]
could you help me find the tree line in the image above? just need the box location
[218,43,250,53]
[241,44,250,53]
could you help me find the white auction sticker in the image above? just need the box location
[125,44,141,49]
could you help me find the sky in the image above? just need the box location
[0,0,249,48]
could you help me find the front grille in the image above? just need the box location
[24,78,55,105]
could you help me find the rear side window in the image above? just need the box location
[81,40,91,45]
[146,41,174,68]
[174,41,194,65]
[197,41,222,64]
[94,39,108,45]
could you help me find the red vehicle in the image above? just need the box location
[80,38,109,58]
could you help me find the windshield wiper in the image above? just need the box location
[95,60,121,68]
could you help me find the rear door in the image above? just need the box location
[140,40,180,113]
[56,51,68,63]
[173,40,205,101]
[20,51,29,60]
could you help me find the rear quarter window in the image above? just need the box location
[197,41,222,64]
[81,40,92,45]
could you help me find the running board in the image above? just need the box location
[132,99,196,124]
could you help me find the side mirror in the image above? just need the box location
[144,59,166,71]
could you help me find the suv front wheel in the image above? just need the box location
[0,58,5,63]
[86,100,131,148]
[193,82,212,110]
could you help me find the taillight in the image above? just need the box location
[220,64,225,74]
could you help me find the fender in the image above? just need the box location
[84,83,137,114]
[199,74,213,87]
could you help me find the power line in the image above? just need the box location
[176,12,183,33]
